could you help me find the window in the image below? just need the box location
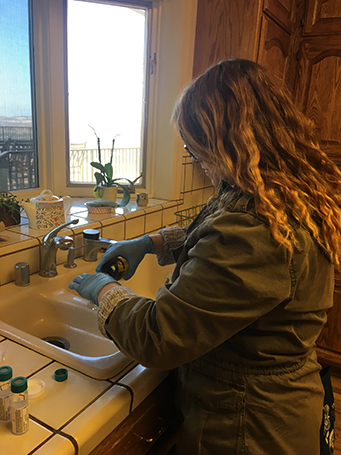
[3,0,197,200]
[0,0,38,192]
[67,0,149,187]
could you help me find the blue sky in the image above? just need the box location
[0,0,32,117]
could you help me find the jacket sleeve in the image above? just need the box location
[156,226,186,265]
[99,211,292,370]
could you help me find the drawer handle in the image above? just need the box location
[135,426,164,444]
[134,433,154,443]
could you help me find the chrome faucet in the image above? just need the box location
[64,229,116,269]
[82,229,116,262]
[39,219,80,277]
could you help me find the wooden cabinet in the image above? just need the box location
[192,0,297,88]
[192,0,263,78]
[263,0,295,32]
[257,13,291,81]
[304,0,341,35]
[90,374,180,455]
[293,0,341,161]
[294,36,341,161]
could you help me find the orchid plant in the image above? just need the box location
[88,125,135,199]
[90,161,135,194]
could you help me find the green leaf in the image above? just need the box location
[94,172,105,185]
[115,182,131,207]
[91,161,106,174]
[104,163,113,180]
[93,186,103,198]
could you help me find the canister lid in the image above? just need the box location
[11,376,27,393]
[54,368,68,382]
[0,366,12,382]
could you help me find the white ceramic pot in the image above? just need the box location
[99,186,117,202]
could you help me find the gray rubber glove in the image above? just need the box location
[69,273,119,305]
[96,234,154,280]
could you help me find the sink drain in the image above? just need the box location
[42,336,70,350]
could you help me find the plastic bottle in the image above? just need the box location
[10,376,29,435]
[0,365,13,421]
[100,256,128,280]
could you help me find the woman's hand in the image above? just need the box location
[69,273,120,304]
[96,234,155,279]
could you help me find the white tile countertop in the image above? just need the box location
[0,336,168,455]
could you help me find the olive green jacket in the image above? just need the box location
[99,194,333,370]
[98,191,334,454]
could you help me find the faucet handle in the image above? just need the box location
[43,219,80,244]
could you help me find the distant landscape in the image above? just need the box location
[0,115,32,127]
[0,117,33,142]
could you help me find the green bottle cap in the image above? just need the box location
[11,376,28,393]
[0,366,13,382]
[54,368,68,382]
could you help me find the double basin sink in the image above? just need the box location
[0,255,174,379]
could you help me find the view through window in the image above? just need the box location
[67,0,148,186]
[0,0,38,192]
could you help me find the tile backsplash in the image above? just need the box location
[0,157,214,286]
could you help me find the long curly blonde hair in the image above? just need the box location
[172,59,341,268]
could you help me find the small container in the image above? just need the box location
[100,256,128,280]
[11,376,29,435]
[0,365,13,421]
[28,379,45,399]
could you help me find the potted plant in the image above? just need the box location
[0,191,22,226]
[91,160,135,206]
[88,126,136,206]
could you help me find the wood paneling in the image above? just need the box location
[257,13,291,80]
[294,37,341,161]
[90,375,179,455]
[263,0,294,32]
[192,0,262,77]
[304,0,341,35]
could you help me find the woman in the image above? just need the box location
[69,59,341,454]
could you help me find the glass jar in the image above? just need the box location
[11,376,29,435]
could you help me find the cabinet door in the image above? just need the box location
[192,0,262,77]
[90,376,179,455]
[294,37,341,161]
[257,14,291,82]
[304,0,341,35]
[263,0,295,32]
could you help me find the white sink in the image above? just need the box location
[0,255,174,379]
